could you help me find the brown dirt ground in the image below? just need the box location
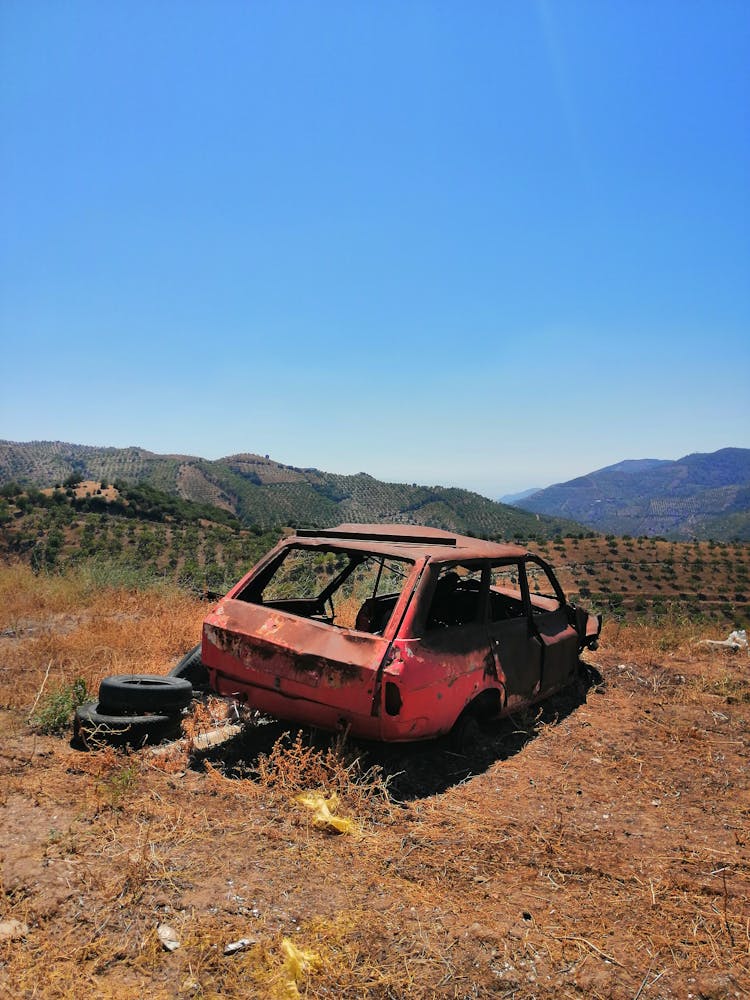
[41,481,120,501]
[0,566,748,998]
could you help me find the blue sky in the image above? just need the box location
[1,1,748,497]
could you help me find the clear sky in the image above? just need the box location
[1,1,748,497]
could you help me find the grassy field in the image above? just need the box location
[0,563,748,998]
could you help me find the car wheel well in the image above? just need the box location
[459,688,502,722]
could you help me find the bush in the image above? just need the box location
[30,677,88,734]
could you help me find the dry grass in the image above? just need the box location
[0,562,207,724]
[1,562,749,998]
[599,605,714,659]
[251,730,392,812]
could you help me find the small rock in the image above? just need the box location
[0,919,28,941]
[224,937,257,955]
[157,923,180,951]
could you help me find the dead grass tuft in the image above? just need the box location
[251,730,393,817]
[600,605,703,661]
[181,696,234,741]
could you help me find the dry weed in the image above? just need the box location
[251,730,392,818]
[0,562,207,714]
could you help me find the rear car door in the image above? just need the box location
[524,557,579,692]
[487,561,542,704]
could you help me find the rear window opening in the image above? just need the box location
[236,546,412,634]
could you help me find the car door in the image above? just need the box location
[486,561,542,705]
[524,557,579,692]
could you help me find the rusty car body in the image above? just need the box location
[201,524,601,742]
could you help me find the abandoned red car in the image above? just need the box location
[200,524,601,742]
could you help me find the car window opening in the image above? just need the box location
[426,564,484,630]
[236,546,412,634]
[489,562,527,621]
[526,561,562,613]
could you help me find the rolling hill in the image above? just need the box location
[3,480,748,626]
[0,440,582,540]
[515,447,750,540]
[0,479,281,595]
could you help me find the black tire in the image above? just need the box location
[98,674,193,715]
[449,712,481,755]
[73,700,183,748]
[168,643,210,691]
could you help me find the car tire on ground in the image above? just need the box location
[449,712,481,756]
[168,643,210,691]
[98,674,193,715]
[73,700,183,748]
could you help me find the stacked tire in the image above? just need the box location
[74,674,193,749]
[168,643,210,691]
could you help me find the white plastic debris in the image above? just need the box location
[697,628,748,654]
[157,923,180,951]
[223,937,257,955]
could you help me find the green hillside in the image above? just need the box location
[0,480,281,595]
[0,440,583,540]
[3,483,747,629]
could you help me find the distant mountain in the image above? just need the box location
[516,448,750,540]
[0,440,583,540]
[596,458,671,476]
[498,487,543,505]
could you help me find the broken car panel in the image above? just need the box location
[201,524,601,741]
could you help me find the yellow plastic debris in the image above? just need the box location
[295,790,356,834]
[278,937,321,999]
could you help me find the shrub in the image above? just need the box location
[30,677,88,734]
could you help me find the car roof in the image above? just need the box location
[290,523,528,562]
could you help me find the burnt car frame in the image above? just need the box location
[201,524,601,742]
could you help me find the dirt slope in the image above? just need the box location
[0,573,748,998]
